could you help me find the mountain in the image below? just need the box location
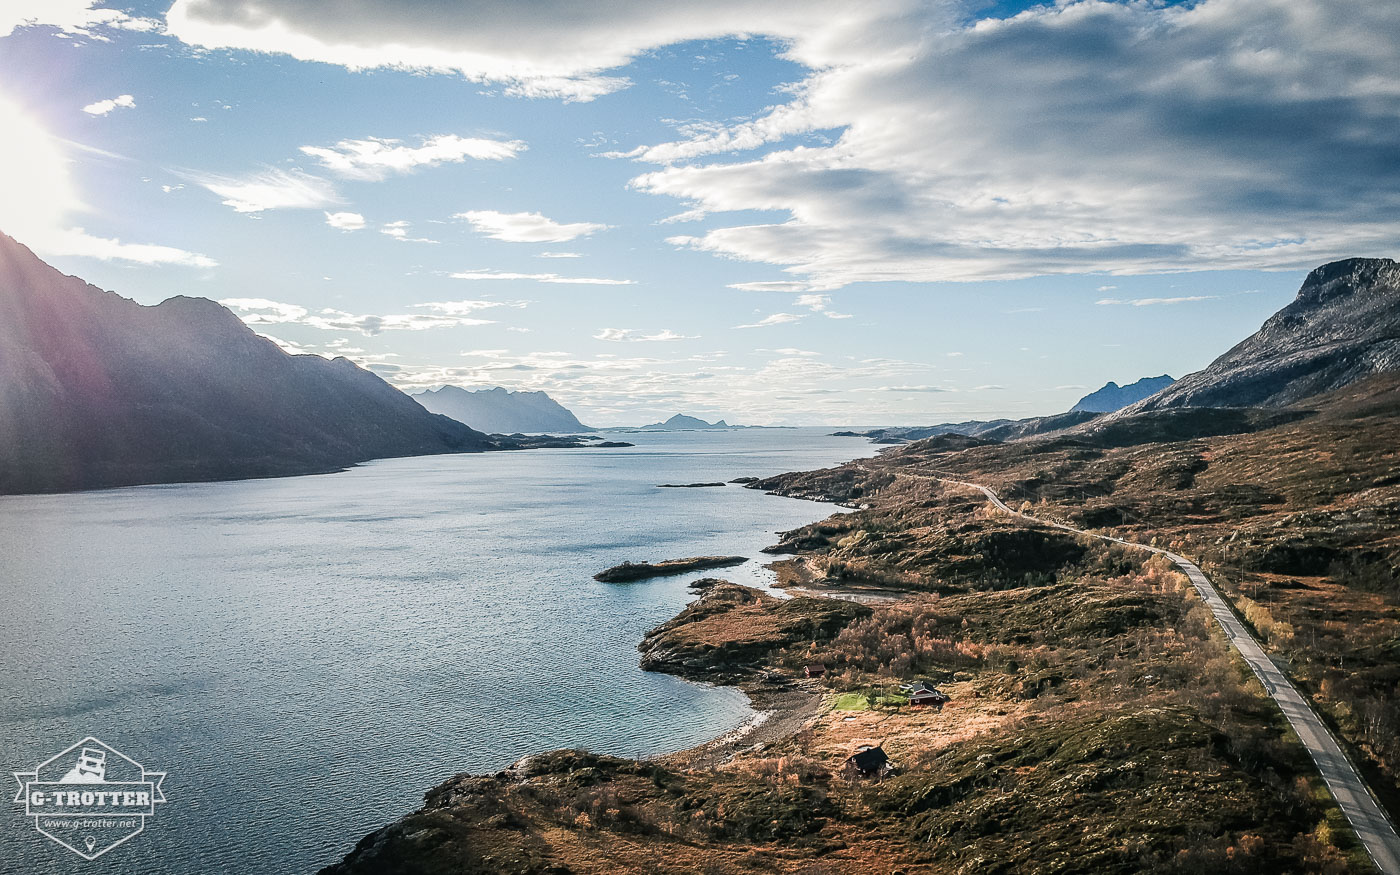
[1126,258,1400,412]
[0,232,494,495]
[1071,375,1174,412]
[639,414,730,430]
[413,385,592,434]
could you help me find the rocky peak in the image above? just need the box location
[1118,256,1400,413]
[1296,257,1399,307]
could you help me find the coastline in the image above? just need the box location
[316,450,866,872]
[317,438,1368,875]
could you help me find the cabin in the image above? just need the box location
[804,664,826,678]
[844,745,892,779]
[907,681,950,708]
[909,687,950,709]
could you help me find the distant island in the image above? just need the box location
[413,385,594,434]
[639,414,732,430]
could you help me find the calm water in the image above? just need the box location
[0,428,871,874]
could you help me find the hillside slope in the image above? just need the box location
[1127,258,1400,412]
[0,233,492,494]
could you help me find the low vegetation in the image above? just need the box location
[323,378,1400,874]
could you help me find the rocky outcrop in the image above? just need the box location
[637,582,870,681]
[1125,258,1400,412]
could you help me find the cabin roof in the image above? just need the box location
[848,746,889,771]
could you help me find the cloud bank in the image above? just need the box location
[163,0,865,102]
[220,297,523,335]
[159,0,1400,283]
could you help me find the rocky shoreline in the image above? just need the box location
[318,479,861,875]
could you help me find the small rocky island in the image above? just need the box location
[593,556,748,582]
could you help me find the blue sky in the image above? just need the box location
[2,0,1396,426]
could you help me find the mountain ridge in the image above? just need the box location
[1071,374,1175,413]
[413,385,593,434]
[1122,257,1400,413]
[0,232,494,495]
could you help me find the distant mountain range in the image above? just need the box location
[843,257,1400,448]
[1071,375,1174,412]
[1123,258,1400,413]
[413,386,593,434]
[834,378,1170,444]
[0,232,494,495]
[639,414,730,430]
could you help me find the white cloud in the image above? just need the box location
[156,0,1400,281]
[300,134,525,181]
[625,0,1400,285]
[219,297,522,335]
[728,280,825,293]
[450,269,634,285]
[191,167,339,213]
[1096,295,1218,306]
[163,1,866,103]
[221,298,309,322]
[594,328,693,342]
[658,207,707,224]
[455,210,608,243]
[537,251,581,258]
[324,211,365,231]
[0,96,214,267]
[82,94,135,116]
[380,220,437,243]
[794,293,851,319]
[2,1,159,37]
[735,312,803,329]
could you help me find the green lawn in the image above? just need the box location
[829,690,911,711]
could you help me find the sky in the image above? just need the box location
[1,0,1397,426]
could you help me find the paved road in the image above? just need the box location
[933,475,1400,875]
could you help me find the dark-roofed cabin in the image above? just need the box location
[804,664,826,678]
[910,686,950,709]
[845,745,891,779]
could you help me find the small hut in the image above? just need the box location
[845,745,891,779]
[804,664,826,679]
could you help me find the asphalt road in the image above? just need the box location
[938,476,1400,875]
